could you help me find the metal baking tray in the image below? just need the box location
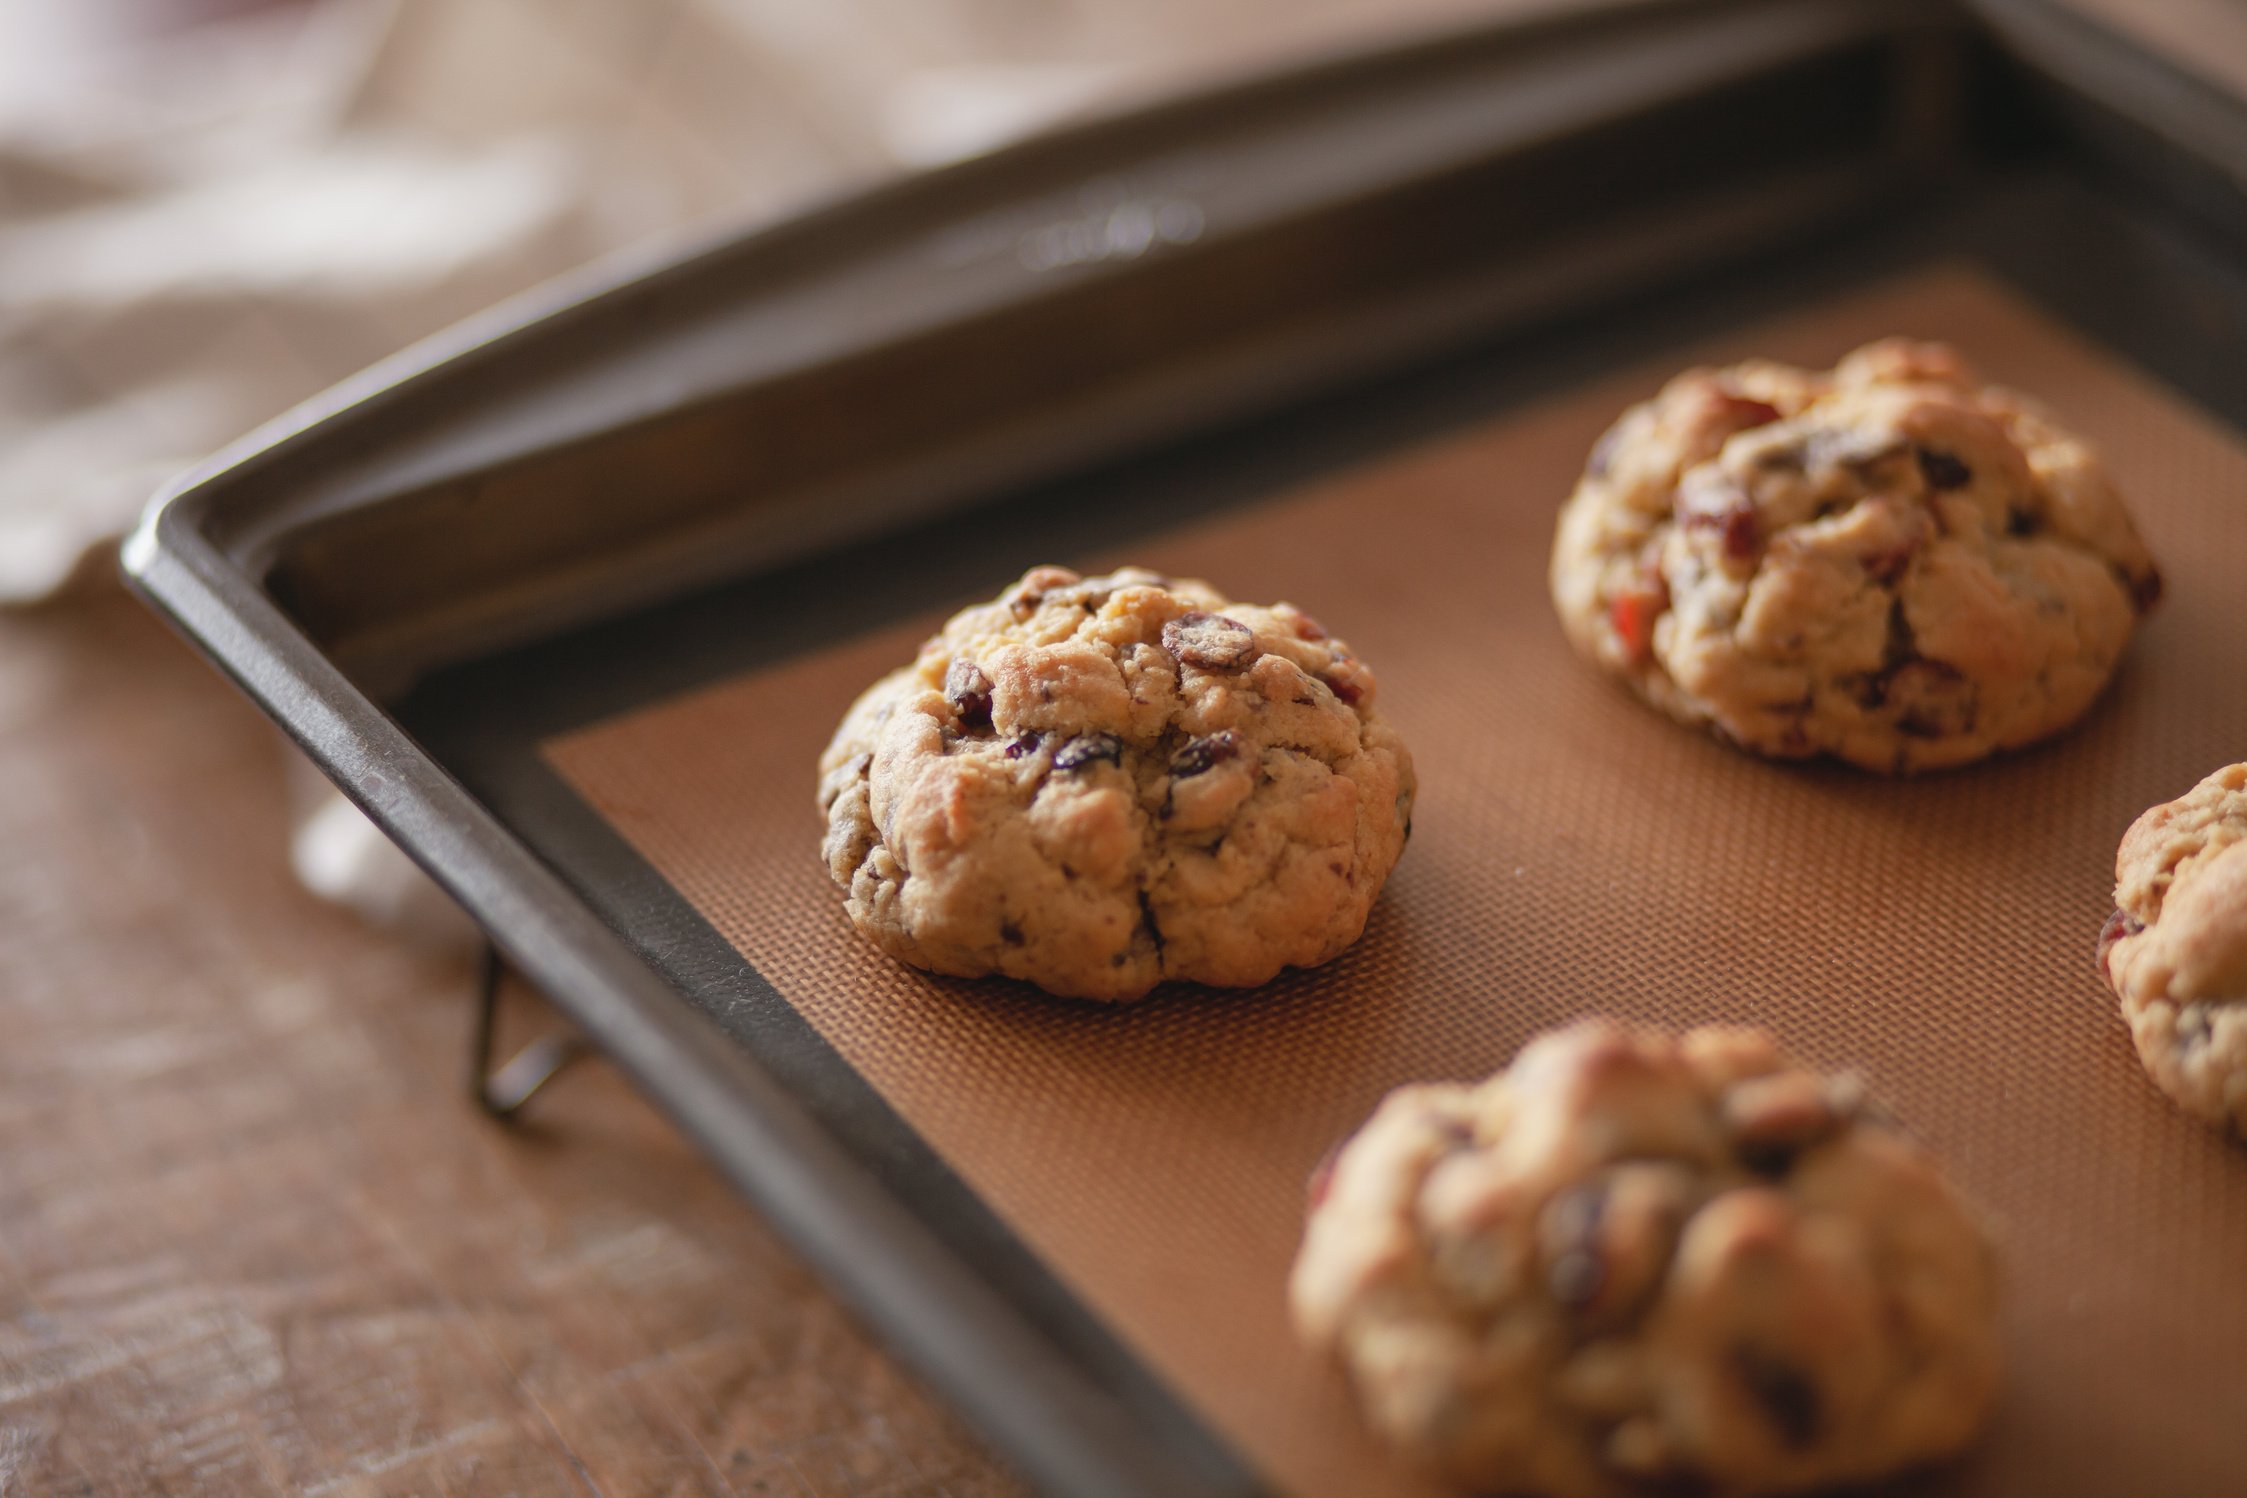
[126,1,2247,1493]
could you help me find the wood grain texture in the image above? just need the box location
[0,586,1021,1498]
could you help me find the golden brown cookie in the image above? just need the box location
[1290,1021,2001,1496]
[817,566,1415,1001]
[1550,339,2160,772]
[2100,764,2247,1132]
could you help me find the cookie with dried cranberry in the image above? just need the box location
[1290,1021,2001,1497]
[1550,338,2160,772]
[816,565,1415,1002]
[2099,764,2247,1132]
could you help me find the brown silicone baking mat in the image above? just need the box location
[544,265,2247,1498]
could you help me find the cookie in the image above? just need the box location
[1550,338,2161,772]
[2099,764,2247,1132]
[1290,1021,2001,1497]
[816,565,1415,1002]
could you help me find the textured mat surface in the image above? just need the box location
[548,266,2247,1497]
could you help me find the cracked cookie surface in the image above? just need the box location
[1290,1021,2001,1497]
[816,565,1415,1002]
[1550,338,2160,772]
[2100,764,2247,1132]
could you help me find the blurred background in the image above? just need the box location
[1,0,1534,607]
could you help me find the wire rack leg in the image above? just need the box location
[470,940,589,1119]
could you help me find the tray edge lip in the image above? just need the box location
[119,0,1931,579]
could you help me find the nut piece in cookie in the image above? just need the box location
[2100,763,2247,1132]
[1290,1021,2001,1497]
[815,565,1417,1002]
[1550,338,2161,772]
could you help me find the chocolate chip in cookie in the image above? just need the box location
[1914,445,1972,491]
[1051,733,1122,772]
[944,659,994,727]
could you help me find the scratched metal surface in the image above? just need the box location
[0,586,1022,1498]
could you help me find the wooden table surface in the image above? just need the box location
[0,585,1021,1495]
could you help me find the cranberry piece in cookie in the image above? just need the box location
[1606,569,1669,668]
[1169,730,1242,777]
[2095,906,2142,981]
